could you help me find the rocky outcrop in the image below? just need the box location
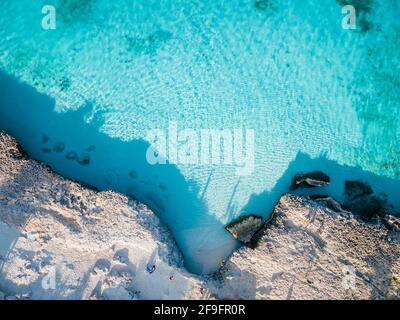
[383,215,400,233]
[289,171,330,190]
[226,215,264,246]
[211,194,400,300]
[309,194,347,213]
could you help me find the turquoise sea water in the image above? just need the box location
[0,0,399,273]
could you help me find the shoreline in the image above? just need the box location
[0,131,205,299]
[1,68,399,275]
[0,131,399,300]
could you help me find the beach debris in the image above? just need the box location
[146,265,156,274]
[41,133,49,144]
[290,171,330,190]
[226,214,264,244]
[16,292,31,300]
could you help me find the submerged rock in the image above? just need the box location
[226,214,264,245]
[65,151,77,161]
[41,133,49,144]
[344,180,387,219]
[254,0,273,11]
[345,180,373,200]
[290,171,330,190]
[77,153,91,166]
[309,194,346,213]
[53,142,65,153]
[349,195,387,219]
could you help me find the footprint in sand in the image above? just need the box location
[92,258,111,274]
[113,248,129,264]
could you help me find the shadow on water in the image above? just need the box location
[0,69,238,275]
[1,69,399,277]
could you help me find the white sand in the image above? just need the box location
[0,132,204,300]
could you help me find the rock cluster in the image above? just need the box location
[344,180,389,219]
[214,194,400,300]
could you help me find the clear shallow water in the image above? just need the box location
[0,0,399,273]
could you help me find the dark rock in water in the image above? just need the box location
[290,171,330,190]
[344,180,387,220]
[129,170,137,179]
[226,215,264,245]
[352,195,387,220]
[41,133,49,144]
[65,151,77,161]
[309,195,346,213]
[53,142,65,153]
[254,0,273,11]
[345,180,373,200]
[77,153,91,165]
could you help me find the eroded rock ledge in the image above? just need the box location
[211,194,400,300]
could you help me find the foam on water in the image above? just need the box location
[0,0,399,273]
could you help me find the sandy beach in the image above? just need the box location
[1,131,399,300]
